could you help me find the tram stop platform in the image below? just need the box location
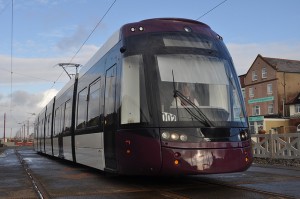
[0,147,37,198]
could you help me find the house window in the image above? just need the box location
[267,83,272,94]
[296,104,300,113]
[249,87,254,98]
[241,88,245,99]
[262,67,267,78]
[252,105,260,115]
[268,104,274,114]
[252,71,257,81]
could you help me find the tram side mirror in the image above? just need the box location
[120,46,126,53]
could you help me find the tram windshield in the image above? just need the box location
[157,54,246,127]
[120,32,246,128]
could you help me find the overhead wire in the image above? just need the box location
[43,0,117,102]
[68,0,117,65]
[195,0,228,20]
[10,0,14,112]
[5,0,33,131]
[4,0,15,137]
[0,67,65,83]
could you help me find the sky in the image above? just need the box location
[0,0,300,138]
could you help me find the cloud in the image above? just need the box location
[0,88,58,139]
[0,44,99,86]
[56,25,88,51]
[37,88,58,108]
[0,44,99,138]
[0,90,43,137]
[12,90,42,107]
[0,55,68,85]
[227,42,300,75]
[70,44,99,65]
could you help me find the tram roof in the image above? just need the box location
[78,18,214,78]
[56,18,216,100]
[37,18,217,120]
[78,30,121,78]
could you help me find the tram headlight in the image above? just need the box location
[180,134,188,142]
[239,131,249,141]
[161,132,170,140]
[161,131,188,142]
[171,133,179,141]
[241,134,245,139]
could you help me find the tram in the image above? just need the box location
[34,18,252,175]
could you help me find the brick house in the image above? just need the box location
[286,92,300,132]
[239,54,300,134]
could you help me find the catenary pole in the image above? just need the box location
[4,113,6,142]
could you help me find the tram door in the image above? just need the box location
[104,64,117,170]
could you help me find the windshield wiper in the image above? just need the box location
[171,70,213,127]
[173,90,213,127]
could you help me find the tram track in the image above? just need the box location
[156,181,293,199]
[191,176,297,199]
[15,149,50,199]
[12,148,299,199]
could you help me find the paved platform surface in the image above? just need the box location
[0,147,37,199]
[0,147,299,199]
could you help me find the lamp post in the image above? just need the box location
[26,113,36,141]
[16,113,36,143]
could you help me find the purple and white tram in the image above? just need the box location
[34,18,252,175]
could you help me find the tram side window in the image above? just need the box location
[45,114,50,137]
[63,100,72,131]
[34,123,38,140]
[76,88,88,129]
[48,114,51,137]
[45,115,48,137]
[54,107,61,135]
[40,119,44,138]
[87,78,102,127]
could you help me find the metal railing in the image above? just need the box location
[251,133,300,159]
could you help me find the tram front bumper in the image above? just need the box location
[160,143,253,175]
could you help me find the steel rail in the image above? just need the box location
[15,149,51,199]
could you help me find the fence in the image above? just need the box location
[251,133,300,159]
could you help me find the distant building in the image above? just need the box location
[239,54,300,134]
[286,92,300,132]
